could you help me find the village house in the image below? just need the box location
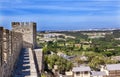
[72,66,91,77]
[101,64,120,77]
[91,71,106,77]
[111,56,120,61]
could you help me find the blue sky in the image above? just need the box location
[0,0,120,31]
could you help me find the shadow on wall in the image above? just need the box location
[13,41,35,77]
[13,48,30,77]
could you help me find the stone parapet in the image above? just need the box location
[0,21,37,77]
[27,48,38,77]
[0,27,23,77]
[34,48,44,76]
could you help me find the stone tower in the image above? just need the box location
[12,22,37,48]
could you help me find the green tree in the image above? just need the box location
[46,55,73,73]
[75,57,84,66]
[43,47,48,54]
[89,56,105,70]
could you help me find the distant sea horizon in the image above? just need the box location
[38,26,120,31]
[38,27,120,32]
[1,23,120,31]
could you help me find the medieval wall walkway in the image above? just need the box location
[13,48,37,77]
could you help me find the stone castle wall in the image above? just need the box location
[12,22,36,48]
[0,22,39,77]
[0,27,23,77]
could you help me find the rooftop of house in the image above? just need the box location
[72,66,91,72]
[91,71,106,76]
[106,64,120,71]
[111,56,120,61]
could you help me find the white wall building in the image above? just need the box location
[72,66,91,77]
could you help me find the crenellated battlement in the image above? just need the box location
[0,27,23,77]
[12,22,37,48]
[0,22,37,77]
